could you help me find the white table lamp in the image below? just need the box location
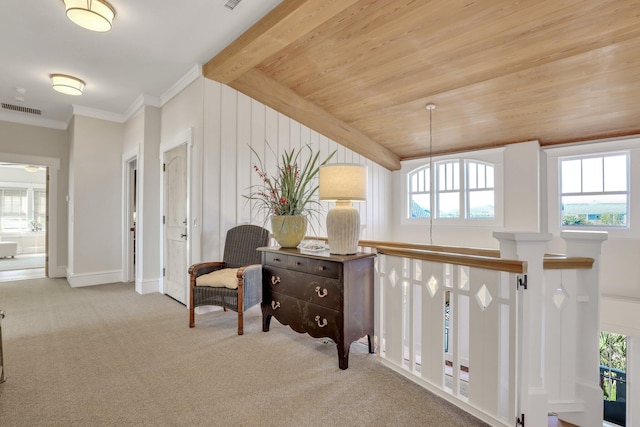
[319,164,367,255]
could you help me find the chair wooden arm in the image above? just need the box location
[188,261,226,278]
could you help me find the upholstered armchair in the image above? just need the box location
[188,224,269,335]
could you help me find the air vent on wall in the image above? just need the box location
[224,0,242,10]
[1,103,42,116]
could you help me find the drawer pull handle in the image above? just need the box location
[271,276,281,285]
[315,286,328,298]
[296,261,302,266]
[315,315,328,328]
[319,266,326,271]
[273,258,281,262]
[271,301,281,310]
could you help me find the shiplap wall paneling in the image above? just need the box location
[236,92,252,225]
[202,80,222,262]
[249,100,266,228]
[220,85,239,249]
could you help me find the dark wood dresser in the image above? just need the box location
[258,247,376,370]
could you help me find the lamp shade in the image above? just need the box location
[50,74,85,96]
[319,164,367,201]
[64,0,115,32]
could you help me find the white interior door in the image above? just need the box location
[163,144,188,304]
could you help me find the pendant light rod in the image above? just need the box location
[426,103,436,245]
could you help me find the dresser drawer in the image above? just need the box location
[267,292,341,340]
[264,266,342,309]
[264,252,288,268]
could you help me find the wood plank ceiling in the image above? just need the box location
[204,0,640,171]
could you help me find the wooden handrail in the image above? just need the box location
[376,245,527,274]
[304,236,594,271]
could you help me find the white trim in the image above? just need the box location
[121,146,140,286]
[66,269,122,287]
[71,105,126,123]
[138,278,161,295]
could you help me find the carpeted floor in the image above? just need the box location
[0,278,487,427]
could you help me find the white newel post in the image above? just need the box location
[561,230,607,427]
[494,231,552,427]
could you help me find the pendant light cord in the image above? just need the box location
[426,104,436,245]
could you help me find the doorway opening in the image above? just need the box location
[0,162,47,282]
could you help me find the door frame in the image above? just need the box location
[159,128,194,304]
[121,148,139,284]
[0,152,60,277]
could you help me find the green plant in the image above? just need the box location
[600,331,626,400]
[246,143,335,218]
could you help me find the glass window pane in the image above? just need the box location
[411,173,418,192]
[453,162,460,190]
[439,164,446,191]
[438,192,459,218]
[469,190,494,218]
[561,159,582,193]
[582,157,603,193]
[604,155,627,192]
[410,194,430,218]
[477,163,486,188]
[561,194,627,226]
[486,166,494,188]
[468,162,477,189]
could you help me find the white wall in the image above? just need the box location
[67,115,123,286]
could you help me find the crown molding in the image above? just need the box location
[160,64,202,106]
[72,104,126,123]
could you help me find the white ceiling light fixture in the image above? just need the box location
[24,165,40,173]
[63,0,116,32]
[50,74,85,96]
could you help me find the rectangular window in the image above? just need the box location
[0,188,28,231]
[560,153,629,227]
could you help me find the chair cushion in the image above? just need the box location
[196,268,240,289]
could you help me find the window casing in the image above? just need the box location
[407,158,496,222]
[559,152,629,228]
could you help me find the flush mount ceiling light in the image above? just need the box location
[24,165,40,173]
[50,74,85,96]
[64,0,116,32]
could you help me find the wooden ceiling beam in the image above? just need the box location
[230,69,401,171]
[203,0,361,84]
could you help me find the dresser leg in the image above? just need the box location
[337,344,349,370]
[262,313,272,332]
[367,334,375,353]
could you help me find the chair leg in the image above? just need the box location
[189,307,195,328]
[237,311,244,335]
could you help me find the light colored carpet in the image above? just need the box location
[0,278,487,427]
[0,253,45,271]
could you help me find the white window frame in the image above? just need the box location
[559,152,629,229]
[545,136,640,239]
[402,147,504,227]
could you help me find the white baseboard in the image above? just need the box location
[136,278,160,295]
[66,269,123,287]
